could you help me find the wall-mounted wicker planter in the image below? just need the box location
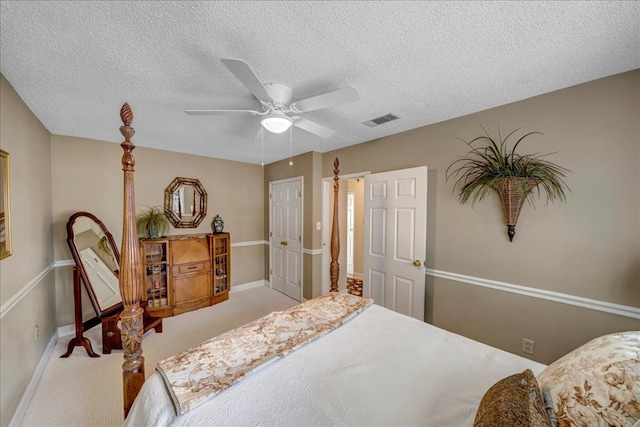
[446,126,570,241]
[491,177,536,241]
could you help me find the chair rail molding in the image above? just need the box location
[3,260,638,321]
[425,268,640,320]
[0,263,55,319]
[231,240,268,247]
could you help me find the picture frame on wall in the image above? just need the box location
[0,149,12,259]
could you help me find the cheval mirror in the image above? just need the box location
[67,212,122,316]
[63,211,161,357]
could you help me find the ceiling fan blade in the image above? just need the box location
[293,118,336,139]
[293,87,359,113]
[221,58,273,102]
[184,109,259,116]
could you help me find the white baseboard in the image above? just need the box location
[9,333,58,427]
[229,280,269,294]
[57,324,75,338]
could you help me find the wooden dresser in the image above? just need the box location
[142,233,230,317]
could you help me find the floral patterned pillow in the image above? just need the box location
[537,331,640,427]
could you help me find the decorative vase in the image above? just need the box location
[212,214,224,234]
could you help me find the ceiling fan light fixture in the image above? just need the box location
[261,114,292,134]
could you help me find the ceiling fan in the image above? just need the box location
[185,58,360,139]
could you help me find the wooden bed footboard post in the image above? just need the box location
[329,158,340,293]
[118,103,145,418]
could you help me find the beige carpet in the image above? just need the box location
[21,286,298,427]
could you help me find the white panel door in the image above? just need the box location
[270,178,302,301]
[363,166,427,321]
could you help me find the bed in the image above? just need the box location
[124,300,547,426]
[115,104,639,427]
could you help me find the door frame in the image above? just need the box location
[321,171,369,295]
[268,176,304,302]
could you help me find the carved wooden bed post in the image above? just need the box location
[329,158,340,293]
[118,103,145,417]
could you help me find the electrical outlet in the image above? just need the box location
[34,324,39,340]
[522,338,535,355]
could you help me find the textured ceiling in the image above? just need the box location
[1,1,638,165]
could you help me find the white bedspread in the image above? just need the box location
[157,293,372,415]
[124,304,545,426]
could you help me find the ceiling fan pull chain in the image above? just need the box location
[289,126,293,166]
[261,127,264,167]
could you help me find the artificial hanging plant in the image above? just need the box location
[446,125,570,241]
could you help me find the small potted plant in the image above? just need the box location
[446,125,570,241]
[136,206,171,239]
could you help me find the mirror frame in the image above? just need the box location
[164,177,207,228]
[0,149,11,260]
[66,211,123,317]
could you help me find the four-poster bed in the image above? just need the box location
[116,104,639,426]
[115,104,353,416]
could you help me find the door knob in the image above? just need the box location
[413,259,421,267]
[281,241,288,246]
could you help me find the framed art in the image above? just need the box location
[0,149,11,259]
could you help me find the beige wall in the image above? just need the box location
[51,135,266,325]
[0,75,56,427]
[323,70,640,363]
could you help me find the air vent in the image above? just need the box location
[363,113,399,127]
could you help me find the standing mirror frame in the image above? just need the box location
[164,177,207,228]
[66,211,123,317]
[0,149,11,260]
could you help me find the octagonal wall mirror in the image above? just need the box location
[164,177,207,228]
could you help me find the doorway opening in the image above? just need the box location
[346,189,355,277]
[322,173,366,295]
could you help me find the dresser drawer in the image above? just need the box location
[173,261,209,275]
